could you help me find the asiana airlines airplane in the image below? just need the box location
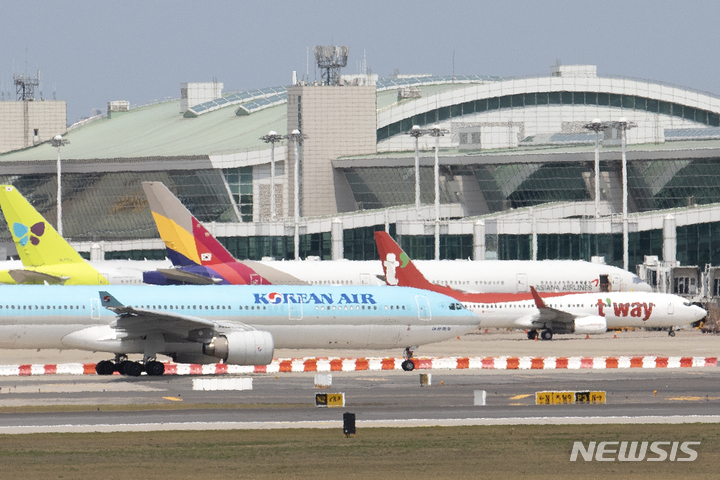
[0,284,477,375]
[141,181,651,293]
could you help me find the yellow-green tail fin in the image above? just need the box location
[0,185,88,267]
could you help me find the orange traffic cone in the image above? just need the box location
[613,333,617,339]
[585,334,590,339]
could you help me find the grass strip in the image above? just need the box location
[0,423,717,479]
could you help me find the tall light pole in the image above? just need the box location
[618,117,636,272]
[286,129,307,260]
[405,125,424,216]
[50,134,69,236]
[427,127,449,260]
[583,119,635,270]
[583,119,603,219]
[260,131,284,221]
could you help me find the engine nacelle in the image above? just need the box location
[203,330,274,365]
[172,354,221,365]
[573,316,607,335]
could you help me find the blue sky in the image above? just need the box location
[2,0,718,125]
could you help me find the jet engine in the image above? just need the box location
[203,330,274,365]
[573,316,607,335]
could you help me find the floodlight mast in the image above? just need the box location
[428,127,449,261]
[50,135,69,236]
[286,130,308,260]
[404,126,449,259]
[582,118,636,271]
[582,119,603,219]
[618,118,636,272]
[260,131,284,221]
[405,125,424,216]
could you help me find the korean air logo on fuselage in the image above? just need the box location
[13,222,45,246]
[254,292,377,305]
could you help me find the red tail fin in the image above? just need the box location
[374,231,445,293]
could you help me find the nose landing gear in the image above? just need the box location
[401,347,416,371]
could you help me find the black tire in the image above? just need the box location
[125,361,143,377]
[95,360,115,376]
[145,361,165,376]
[401,359,415,371]
[116,360,132,375]
[527,330,537,340]
[669,330,676,337]
[541,330,553,341]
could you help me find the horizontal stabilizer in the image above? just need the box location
[156,268,223,285]
[7,269,68,285]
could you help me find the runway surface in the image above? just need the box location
[0,367,718,433]
[0,329,717,433]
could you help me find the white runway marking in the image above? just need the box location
[2,415,720,434]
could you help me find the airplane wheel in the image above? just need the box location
[95,360,115,376]
[527,330,537,340]
[146,361,165,376]
[668,330,676,337]
[116,360,132,375]
[541,330,553,341]
[401,359,415,371]
[125,361,143,377]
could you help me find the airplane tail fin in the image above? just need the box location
[141,181,278,286]
[374,231,441,292]
[0,185,89,267]
[141,181,237,267]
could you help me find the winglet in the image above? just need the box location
[99,291,124,308]
[530,286,547,309]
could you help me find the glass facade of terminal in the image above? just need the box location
[377,91,720,142]
[342,157,720,213]
[1,158,719,272]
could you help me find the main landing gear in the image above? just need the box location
[401,347,416,371]
[527,329,553,340]
[668,328,676,337]
[95,355,166,377]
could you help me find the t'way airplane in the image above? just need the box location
[141,181,651,293]
[0,284,476,375]
[375,231,706,340]
[0,185,169,285]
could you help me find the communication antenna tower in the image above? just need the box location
[14,71,39,101]
[313,45,348,86]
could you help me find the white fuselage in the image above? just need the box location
[463,292,705,330]
[0,285,478,353]
[255,259,652,293]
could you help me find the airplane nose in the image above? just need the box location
[693,305,707,321]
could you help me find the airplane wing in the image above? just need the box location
[7,269,69,285]
[528,286,577,329]
[99,291,251,339]
[155,268,223,285]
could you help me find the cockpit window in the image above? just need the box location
[449,303,464,310]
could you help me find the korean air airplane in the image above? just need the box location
[0,284,476,375]
[375,231,706,340]
[141,181,651,293]
[0,185,169,285]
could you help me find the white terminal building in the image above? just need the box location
[2,55,720,305]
